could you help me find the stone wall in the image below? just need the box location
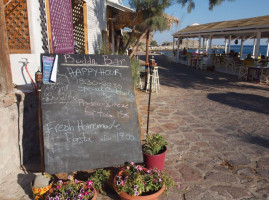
[0,89,39,182]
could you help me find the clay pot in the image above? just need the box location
[118,186,165,200]
[143,146,167,171]
[92,188,98,200]
[114,170,165,200]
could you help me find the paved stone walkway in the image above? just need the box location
[135,55,269,200]
[1,54,269,200]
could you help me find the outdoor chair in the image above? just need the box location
[238,65,250,80]
[197,57,208,70]
[260,68,269,84]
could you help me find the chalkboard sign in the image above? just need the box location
[41,54,143,174]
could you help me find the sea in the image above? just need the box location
[158,45,268,59]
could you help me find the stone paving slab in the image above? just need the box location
[1,54,269,200]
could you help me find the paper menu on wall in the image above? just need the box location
[42,56,55,83]
[50,55,58,83]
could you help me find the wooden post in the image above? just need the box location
[144,29,150,89]
[240,38,244,59]
[146,29,150,65]
[0,1,13,94]
[255,31,261,59]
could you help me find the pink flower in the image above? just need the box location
[78,193,83,198]
[177,181,181,189]
[87,180,93,186]
[75,179,79,183]
[130,161,134,165]
[135,165,143,171]
[84,191,89,196]
[159,178,162,182]
[56,185,61,189]
[120,180,125,186]
[57,180,63,184]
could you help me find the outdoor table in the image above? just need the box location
[191,58,199,67]
[247,66,269,82]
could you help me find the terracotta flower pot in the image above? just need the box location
[92,188,98,200]
[114,169,165,200]
[143,146,167,171]
[118,185,165,200]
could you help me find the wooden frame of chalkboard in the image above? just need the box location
[40,54,143,174]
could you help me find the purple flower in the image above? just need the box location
[75,179,79,183]
[134,191,139,196]
[49,198,54,200]
[134,185,138,190]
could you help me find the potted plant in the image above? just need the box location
[44,169,110,200]
[142,134,168,171]
[44,179,97,200]
[88,168,110,195]
[114,162,177,200]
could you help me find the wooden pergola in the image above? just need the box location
[172,15,269,61]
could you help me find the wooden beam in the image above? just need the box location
[46,0,53,53]
[83,2,88,54]
[0,0,13,94]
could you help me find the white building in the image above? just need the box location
[5,0,107,86]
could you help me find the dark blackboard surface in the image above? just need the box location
[41,54,143,174]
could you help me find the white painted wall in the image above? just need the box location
[86,0,106,54]
[10,0,107,86]
[10,0,43,86]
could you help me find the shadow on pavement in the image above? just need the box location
[242,135,269,148]
[138,54,269,93]
[17,173,36,199]
[207,92,269,115]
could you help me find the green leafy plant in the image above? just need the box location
[130,58,141,87]
[142,134,168,155]
[89,169,110,195]
[114,162,178,196]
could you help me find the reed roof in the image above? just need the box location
[172,15,269,39]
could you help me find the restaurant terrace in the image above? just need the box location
[171,15,269,84]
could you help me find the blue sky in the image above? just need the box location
[121,0,269,45]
